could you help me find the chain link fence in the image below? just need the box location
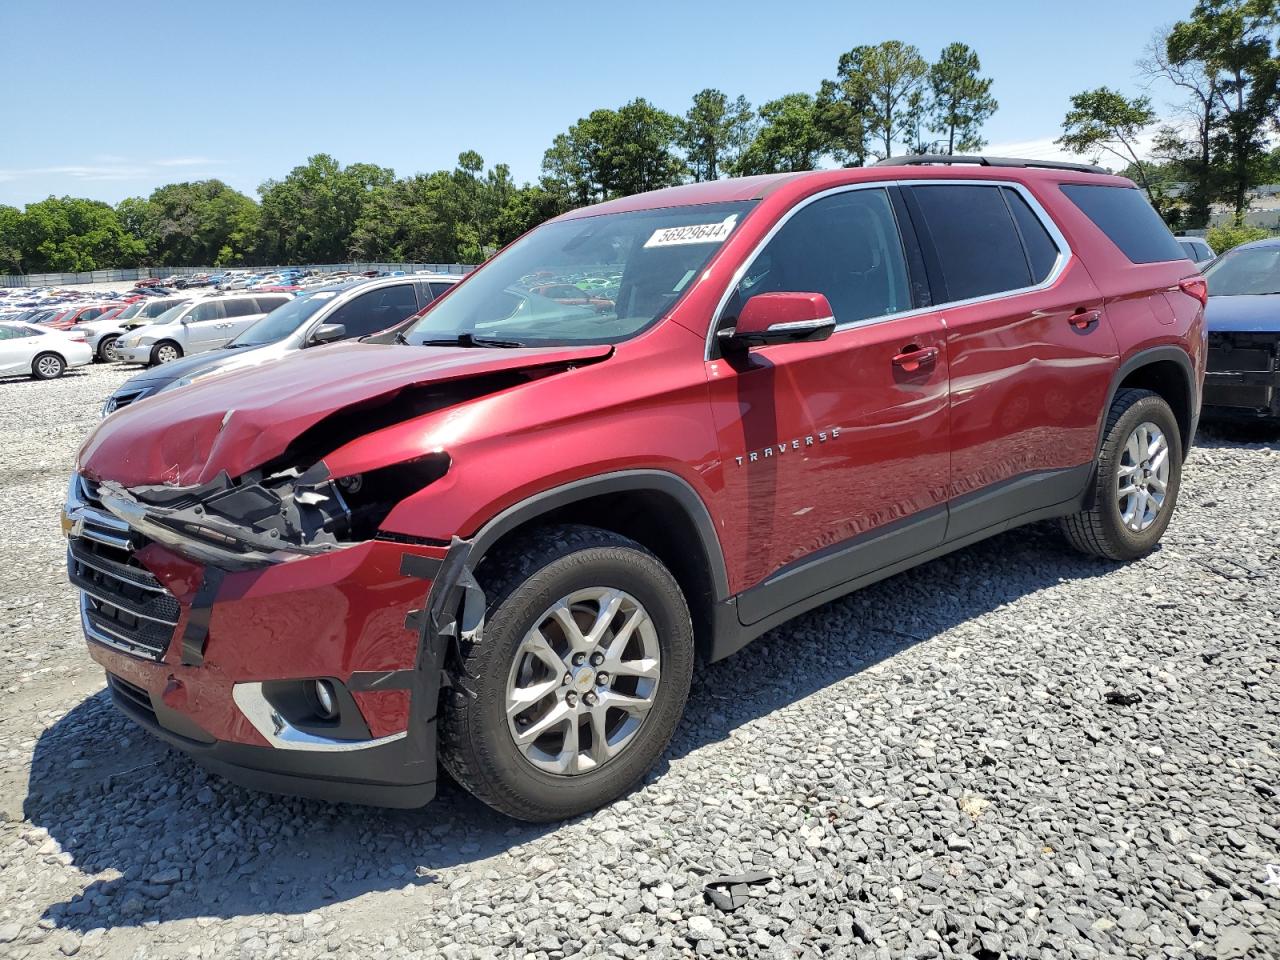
[0,263,475,288]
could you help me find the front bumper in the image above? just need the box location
[1203,331,1280,420]
[65,480,458,807]
[115,343,154,364]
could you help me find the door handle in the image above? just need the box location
[892,344,939,372]
[1069,308,1101,330]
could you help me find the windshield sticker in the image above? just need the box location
[644,215,738,249]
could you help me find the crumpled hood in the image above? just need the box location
[79,340,612,487]
[1206,295,1280,333]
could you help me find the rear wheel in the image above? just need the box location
[98,335,120,362]
[150,341,182,365]
[1061,388,1183,561]
[441,525,694,821]
[32,353,66,380]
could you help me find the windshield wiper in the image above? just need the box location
[419,333,524,348]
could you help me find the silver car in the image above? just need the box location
[102,275,460,413]
[71,296,193,361]
[113,293,292,365]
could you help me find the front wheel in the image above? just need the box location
[150,341,183,365]
[1061,388,1183,561]
[32,352,66,380]
[440,525,694,821]
[98,335,120,362]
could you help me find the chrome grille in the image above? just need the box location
[68,478,180,660]
[102,387,150,416]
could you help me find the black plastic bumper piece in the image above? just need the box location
[108,683,437,809]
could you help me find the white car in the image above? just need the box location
[113,293,293,365]
[0,322,93,380]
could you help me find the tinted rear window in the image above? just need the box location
[1060,184,1184,264]
[909,184,1032,301]
[1003,187,1060,284]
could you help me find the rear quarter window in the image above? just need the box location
[1060,184,1185,264]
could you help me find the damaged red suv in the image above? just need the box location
[65,157,1205,821]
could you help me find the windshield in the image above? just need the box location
[229,291,337,347]
[1205,246,1280,296]
[403,201,755,347]
[116,302,144,320]
[149,304,189,327]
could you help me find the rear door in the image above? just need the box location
[901,181,1117,538]
[706,185,951,621]
[0,325,30,374]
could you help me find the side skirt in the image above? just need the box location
[708,465,1092,662]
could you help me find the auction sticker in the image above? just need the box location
[644,215,738,248]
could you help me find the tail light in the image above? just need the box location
[1178,276,1208,306]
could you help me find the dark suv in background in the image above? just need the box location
[66,156,1204,821]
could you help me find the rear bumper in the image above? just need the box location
[106,672,436,807]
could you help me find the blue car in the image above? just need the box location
[1202,237,1280,423]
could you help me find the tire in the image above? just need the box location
[150,341,183,365]
[1061,388,1183,561]
[440,524,694,822]
[31,352,66,380]
[97,335,120,363]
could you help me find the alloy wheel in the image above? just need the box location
[102,337,121,362]
[156,344,179,364]
[35,355,62,378]
[1117,421,1170,532]
[505,587,661,776]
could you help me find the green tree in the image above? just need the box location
[1169,0,1280,219]
[258,154,395,263]
[679,88,756,181]
[1206,219,1270,250]
[735,94,827,175]
[137,180,260,266]
[0,205,23,274]
[928,42,998,154]
[15,196,146,272]
[845,41,930,159]
[1058,87,1159,200]
[814,76,871,167]
[541,99,686,204]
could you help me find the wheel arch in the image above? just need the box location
[1101,346,1197,454]
[468,470,729,661]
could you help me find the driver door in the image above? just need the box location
[705,186,951,623]
[182,300,227,351]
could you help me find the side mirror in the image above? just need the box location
[720,292,836,351]
[309,322,346,345]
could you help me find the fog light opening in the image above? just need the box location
[313,679,339,721]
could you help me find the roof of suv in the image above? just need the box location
[558,159,1135,220]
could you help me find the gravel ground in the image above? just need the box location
[0,363,1277,960]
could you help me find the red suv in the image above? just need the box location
[64,157,1205,820]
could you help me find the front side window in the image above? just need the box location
[404,200,755,347]
[1061,184,1185,264]
[909,184,1033,301]
[1204,245,1280,296]
[329,284,421,338]
[188,301,225,323]
[722,189,910,328]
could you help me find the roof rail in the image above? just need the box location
[873,154,1108,175]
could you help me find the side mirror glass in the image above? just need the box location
[309,322,346,345]
[721,292,836,351]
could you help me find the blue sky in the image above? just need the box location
[2,0,1190,207]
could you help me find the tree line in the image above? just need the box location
[0,38,996,274]
[1058,0,1280,231]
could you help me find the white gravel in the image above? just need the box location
[0,363,1277,960]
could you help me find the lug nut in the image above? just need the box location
[572,653,586,666]
[589,652,604,666]
[566,692,578,707]
[583,692,597,706]
[563,672,573,685]
[596,672,609,686]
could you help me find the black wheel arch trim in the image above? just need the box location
[467,469,730,601]
[1099,345,1198,454]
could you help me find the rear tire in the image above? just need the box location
[150,341,182,365]
[1061,388,1183,561]
[32,352,65,380]
[440,525,694,822]
[98,335,120,362]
